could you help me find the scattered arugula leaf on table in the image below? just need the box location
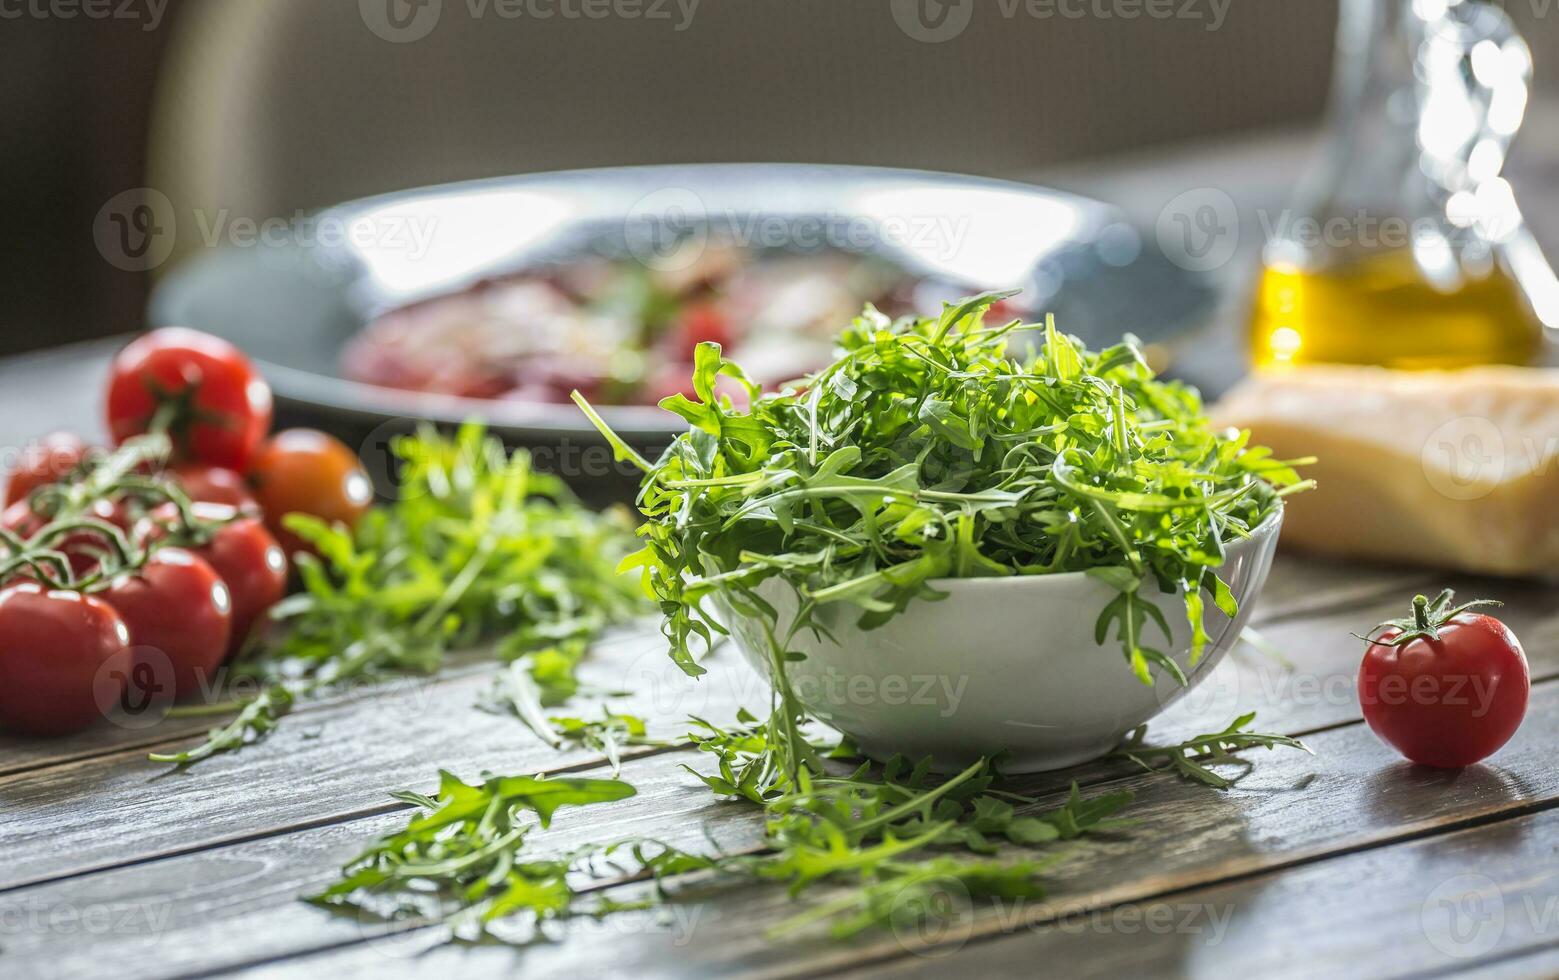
[306,770,636,941]
[267,422,643,684]
[148,686,294,768]
[1112,713,1312,789]
[309,754,1134,945]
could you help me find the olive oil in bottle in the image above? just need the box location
[1248,0,1553,371]
[1249,249,1543,370]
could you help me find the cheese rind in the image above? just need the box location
[1213,365,1559,577]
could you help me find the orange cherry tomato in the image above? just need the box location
[248,429,372,558]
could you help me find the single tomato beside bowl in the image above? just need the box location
[1358,589,1529,768]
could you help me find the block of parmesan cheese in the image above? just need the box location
[1213,365,1559,577]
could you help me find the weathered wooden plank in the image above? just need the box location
[0,652,515,780]
[830,810,1559,980]
[1249,551,1434,624]
[1459,946,1559,980]
[219,679,1559,979]
[8,678,1559,980]
[0,631,766,891]
[0,752,736,980]
[3,571,1553,895]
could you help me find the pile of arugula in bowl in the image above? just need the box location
[579,292,1310,774]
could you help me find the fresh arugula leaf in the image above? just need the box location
[148,686,293,768]
[306,770,635,941]
[265,423,643,687]
[1112,713,1312,789]
[547,710,656,776]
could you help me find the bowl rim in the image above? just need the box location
[916,503,1284,590]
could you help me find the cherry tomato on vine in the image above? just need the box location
[170,463,259,513]
[5,432,89,506]
[186,503,287,655]
[2,498,132,579]
[139,502,289,655]
[104,548,231,701]
[105,328,273,471]
[248,429,372,557]
[0,583,132,736]
[1358,590,1530,768]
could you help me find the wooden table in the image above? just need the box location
[5,125,1559,978]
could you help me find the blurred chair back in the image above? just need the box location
[151,0,1333,260]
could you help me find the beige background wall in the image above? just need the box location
[154,0,1350,224]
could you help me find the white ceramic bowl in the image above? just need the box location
[719,508,1283,773]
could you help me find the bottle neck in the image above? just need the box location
[1326,0,1414,123]
[1278,0,1524,270]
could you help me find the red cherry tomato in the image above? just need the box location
[5,432,89,506]
[0,583,132,736]
[1359,591,1530,768]
[174,504,288,655]
[105,328,273,470]
[248,430,372,557]
[104,548,231,701]
[170,463,259,513]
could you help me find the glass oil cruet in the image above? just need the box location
[1249,0,1559,370]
